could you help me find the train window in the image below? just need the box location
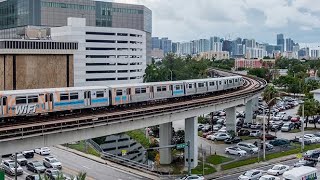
[188,84,193,89]
[229,80,232,83]
[209,82,215,86]
[235,79,238,82]
[224,81,227,84]
[157,86,161,92]
[96,91,104,98]
[176,85,181,90]
[219,81,222,85]
[2,97,6,106]
[135,88,141,94]
[162,86,167,91]
[141,88,146,93]
[60,93,69,101]
[70,93,79,100]
[16,96,27,104]
[28,95,38,103]
[198,83,205,88]
[116,90,122,96]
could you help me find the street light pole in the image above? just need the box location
[263,108,266,161]
[301,103,305,152]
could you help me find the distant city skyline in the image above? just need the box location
[110,0,320,44]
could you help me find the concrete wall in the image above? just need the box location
[0,54,74,90]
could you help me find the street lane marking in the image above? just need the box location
[82,165,91,169]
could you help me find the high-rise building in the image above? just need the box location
[277,34,285,52]
[160,37,172,54]
[199,39,210,53]
[172,42,179,54]
[0,0,152,63]
[152,37,160,49]
[285,38,294,52]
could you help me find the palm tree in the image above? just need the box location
[262,85,279,133]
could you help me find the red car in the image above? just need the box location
[291,116,300,123]
[202,131,213,138]
[259,134,277,140]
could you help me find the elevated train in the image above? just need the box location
[0,76,243,119]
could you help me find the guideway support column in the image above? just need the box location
[245,99,253,123]
[159,122,173,164]
[185,117,198,168]
[226,107,236,133]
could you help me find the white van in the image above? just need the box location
[283,166,317,180]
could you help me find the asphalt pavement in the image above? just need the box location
[4,147,146,180]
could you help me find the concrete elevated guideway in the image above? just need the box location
[0,70,266,168]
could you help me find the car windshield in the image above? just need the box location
[50,159,58,163]
[8,163,18,168]
[248,144,256,148]
[272,166,281,170]
[243,171,253,176]
[33,162,42,167]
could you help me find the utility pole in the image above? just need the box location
[187,141,191,175]
[14,152,17,180]
[301,102,305,152]
[263,108,266,161]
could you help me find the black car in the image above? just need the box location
[22,150,34,159]
[224,137,242,144]
[26,175,41,180]
[269,139,290,146]
[242,122,252,128]
[26,161,46,173]
[238,129,250,136]
[304,150,320,160]
[294,160,317,167]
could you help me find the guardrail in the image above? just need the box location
[101,152,151,170]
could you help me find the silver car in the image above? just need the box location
[43,157,62,170]
[237,142,259,153]
[1,160,23,176]
[10,153,27,166]
[238,169,262,180]
[210,133,230,141]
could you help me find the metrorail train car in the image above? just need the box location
[0,76,243,119]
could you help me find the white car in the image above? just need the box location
[237,142,259,153]
[250,130,261,137]
[305,134,320,142]
[238,169,262,180]
[35,147,51,155]
[177,175,204,180]
[302,135,317,143]
[267,164,289,176]
[259,175,280,180]
[225,146,247,156]
[273,114,284,121]
[210,133,230,141]
[43,156,62,169]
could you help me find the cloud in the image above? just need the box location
[109,0,320,43]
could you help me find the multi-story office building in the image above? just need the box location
[0,0,152,63]
[160,37,172,54]
[286,38,294,52]
[311,50,320,59]
[277,34,285,52]
[152,37,160,49]
[51,18,146,86]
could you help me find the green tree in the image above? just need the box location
[298,99,320,129]
[248,68,271,81]
[263,85,279,133]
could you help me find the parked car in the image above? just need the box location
[202,131,213,138]
[43,157,62,170]
[9,153,27,166]
[237,142,259,153]
[26,175,41,180]
[260,142,274,151]
[1,160,23,176]
[304,134,320,142]
[294,159,317,167]
[269,139,290,146]
[178,175,204,180]
[212,124,223,131]
[281,123,294,132]
[34,147,51,155]
[44,168,61,180]
[22,150,35,158]
[238,129,250,136]
[267,164,289,176]
[198,124,205,131]
[250,130,261,137]
[291,116,300,123]
[259,134,277,140]
[224,137,242,144]
[26,161,46,173]
[238,169,262,180]
[250,123,262,129]
[291,137,312,145]
[303,150,320,161]
[271,124,281,131]
[259,175,280,180]
[210,133,230,141]
[225,146,247,156]
[243,122,252,128]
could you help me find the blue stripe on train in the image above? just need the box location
[91,98,109,104]
[54,100,84,107]
[173,90,184,95]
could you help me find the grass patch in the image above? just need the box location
[289,129,301,133]
[240,136,258,140]
[65,141,100,157]
[191,161,216,175]
[221,143,320,170]
[126,130,150,148]
[305,127,320,130]
[206,155,232,165]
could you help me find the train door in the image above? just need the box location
[84,91,91,106]
[45,94,54,110]
[0,97,7,116]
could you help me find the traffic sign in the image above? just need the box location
[297,153,302,159]
[121,149,127,156]
[176,143,187,149]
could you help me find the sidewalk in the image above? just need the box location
[55,145,160,180]
[205,154,297,179]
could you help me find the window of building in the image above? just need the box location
[118,77,128,80]
[27,96,38,103]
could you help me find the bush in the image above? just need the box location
[191,162,216,175]
[127,130,150,148]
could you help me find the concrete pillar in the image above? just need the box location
[185,117,198,168]
[253,97,259,111]
[226,107,236,133]
[159,122,172,165]
[245,99,253,123]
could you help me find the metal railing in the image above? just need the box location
[101,152,151,170]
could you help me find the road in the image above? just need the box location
[4,147,146,180]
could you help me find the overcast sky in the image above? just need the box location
[111,0,320,44]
